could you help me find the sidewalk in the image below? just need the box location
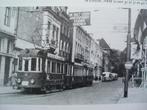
[118,87,147,104]
[0,86,21,94]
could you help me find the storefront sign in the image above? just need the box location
[69,11,91,26]
[47,53,65,61]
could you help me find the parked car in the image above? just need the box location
[111,73,118,80]
[101,72,113,81]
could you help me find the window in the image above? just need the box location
[60,40,62,50]
[52,62,56,73]
[38,58,41,71]
[4,7,11,26]
[65,64,67,74]
[63,42,66,51]
[48,21,51,30]
[47,60,50,73]
[18,58,22,71]
[56,28,59,42]
[24,59,29,71]
[62,25,64,33]
[0,39,1,51]
[66,27,68,36]
[31,58,36,71]
[61,64,64,74]
[66,43,69,52]
[62,41,64,50]
[7,40,10,53]
[64,26,66,35]
[52,25,56,40]
[57,63,60,73]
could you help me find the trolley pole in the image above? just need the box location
[124,8,131,98]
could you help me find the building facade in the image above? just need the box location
[71,26,93,77]
[90,39,103,78]
[98,38,111,72]
[0,7,18,86]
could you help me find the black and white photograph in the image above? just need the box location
[0,1,147,109]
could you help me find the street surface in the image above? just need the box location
[0,78,123,105]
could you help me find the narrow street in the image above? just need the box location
[0,78,123,105]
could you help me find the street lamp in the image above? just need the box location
[124,8,131,98]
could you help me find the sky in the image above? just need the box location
[68,6,140,51]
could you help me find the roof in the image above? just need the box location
[99,38,110,49]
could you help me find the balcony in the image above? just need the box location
[75,53,84,63]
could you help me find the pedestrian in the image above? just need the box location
[11,72,17,89]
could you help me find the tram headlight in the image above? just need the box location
[30,79,35,84]
[17,78,21,84]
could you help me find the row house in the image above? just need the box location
[0,7,18,86]
[71,26,93,76]
[50,6,73,76]
[90,39,103,78]
[51,7,73,62]
[72,26,91,63]
[98,38,111,72]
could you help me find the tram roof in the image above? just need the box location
[18,49,41,57]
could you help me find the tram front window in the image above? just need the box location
[24,59,29,71]
[31,58,36,71]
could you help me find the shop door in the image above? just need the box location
[4,57,10,85]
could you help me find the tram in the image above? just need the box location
[16,48,93,92]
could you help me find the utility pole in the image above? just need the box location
[124,8,131,98]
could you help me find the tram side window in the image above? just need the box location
[31,58,36,71]
[18,58,22,71]
[24,59,29,71]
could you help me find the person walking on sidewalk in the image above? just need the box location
[11,72,17,89]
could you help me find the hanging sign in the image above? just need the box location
[69,11,91,26]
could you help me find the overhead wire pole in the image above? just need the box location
[124,8,131,98]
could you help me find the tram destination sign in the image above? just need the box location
[69,11,91,26]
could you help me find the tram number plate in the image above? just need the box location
[22,81,29,86]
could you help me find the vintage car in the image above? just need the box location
[111,73,118,80]
[101,72,113,81]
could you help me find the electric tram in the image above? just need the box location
[16,48,93,92]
